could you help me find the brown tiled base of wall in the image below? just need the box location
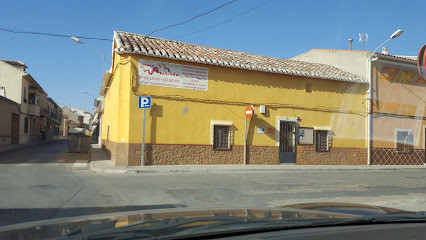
[371,148,425,165]
[101,139,131,166]
[296,146,367,165]
[102,141,279,166]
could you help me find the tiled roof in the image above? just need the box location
[310,49,417,62]
[374,53,417,61]
[1,60,27,68]
[113,31,367,84]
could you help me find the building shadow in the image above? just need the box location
[0,140,90,164]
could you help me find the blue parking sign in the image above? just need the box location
[138,96,151,109]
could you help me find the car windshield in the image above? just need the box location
[0,0,425,238]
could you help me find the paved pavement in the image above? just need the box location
[1,140,426,228]
[90,147,426,174]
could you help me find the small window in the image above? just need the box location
[0,86,5,97]
[306,82,312,93]
[395,129,413,153]
[213,126,230,150]
[315,130,330,152]
[24,117,29,133]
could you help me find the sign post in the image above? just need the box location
[138,96,152,166]
[244,106,254,165]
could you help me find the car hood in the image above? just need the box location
[0,203,411,239]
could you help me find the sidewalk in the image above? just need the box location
[89,145,426,174]
[0,140,56,154]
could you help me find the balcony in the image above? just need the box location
[50,113,58,119]
[28,104,40,116]
[40,107,49,117]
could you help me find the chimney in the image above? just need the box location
[382,47,388,55]
[348,39,353,50]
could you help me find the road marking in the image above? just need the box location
[16,163,32,167]
[72,160,88,169]
[16,163,62,167]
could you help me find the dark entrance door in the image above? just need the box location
[11,113,19,144]
[279,121,297,163]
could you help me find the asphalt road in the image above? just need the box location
[0,140,426,227]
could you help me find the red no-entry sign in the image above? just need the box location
[417,45,426,80]
[245,106,254,119]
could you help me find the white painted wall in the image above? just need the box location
[68,106,92,124]
[291,49,369,79]
[0,61,26,104]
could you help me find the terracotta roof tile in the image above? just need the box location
[1,60,27,68]
[113,31,367,84]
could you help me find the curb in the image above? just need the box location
[88,149,426,174]
[89,161,128,174]
[135,167,425,173]
[89,162,426,174]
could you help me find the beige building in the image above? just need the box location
[0,60,61,145]
[47,98,63,140]
[60,106,84,138]
[0,96,21,144]
[0,60,32,144]
[292,49,426,165]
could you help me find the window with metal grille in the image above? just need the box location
[107,125,110,141]
[396,129,413,153]
[213,126,230,150]
[315,130,329,152]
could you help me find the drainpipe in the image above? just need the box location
[367,55,373,165]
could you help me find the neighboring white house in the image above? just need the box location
[67,107,91,127]
[0,60,32,144]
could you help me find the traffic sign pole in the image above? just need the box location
[138,96,151,166]
[243,105,254,165]
[244,115,247,165]
[141,108,146,166]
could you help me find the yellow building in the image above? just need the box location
[100,31,369,166]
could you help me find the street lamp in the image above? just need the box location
[81,90,97,99]
[367,29,403,165]
[371,30,403,54]
[70,36,105,73]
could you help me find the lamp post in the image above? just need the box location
[70,36,105,73]
[81,90,97,99]
[367,29,403,165]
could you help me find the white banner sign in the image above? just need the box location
[138,59,208,91]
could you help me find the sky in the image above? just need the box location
[0,0,424,112]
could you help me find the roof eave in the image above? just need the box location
[115,49,367,84]
[373,54,417,65]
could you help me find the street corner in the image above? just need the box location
[71,159,90,170]
[89,160,128,174]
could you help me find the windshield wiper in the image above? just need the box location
[65,216,260,240]
[64,212,426,240]
[331,211,426,226]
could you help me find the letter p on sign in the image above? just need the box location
[138,96,152,109]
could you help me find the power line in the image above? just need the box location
[148,0,238,36]
[173,0,272,39]
[0,27,112,41]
